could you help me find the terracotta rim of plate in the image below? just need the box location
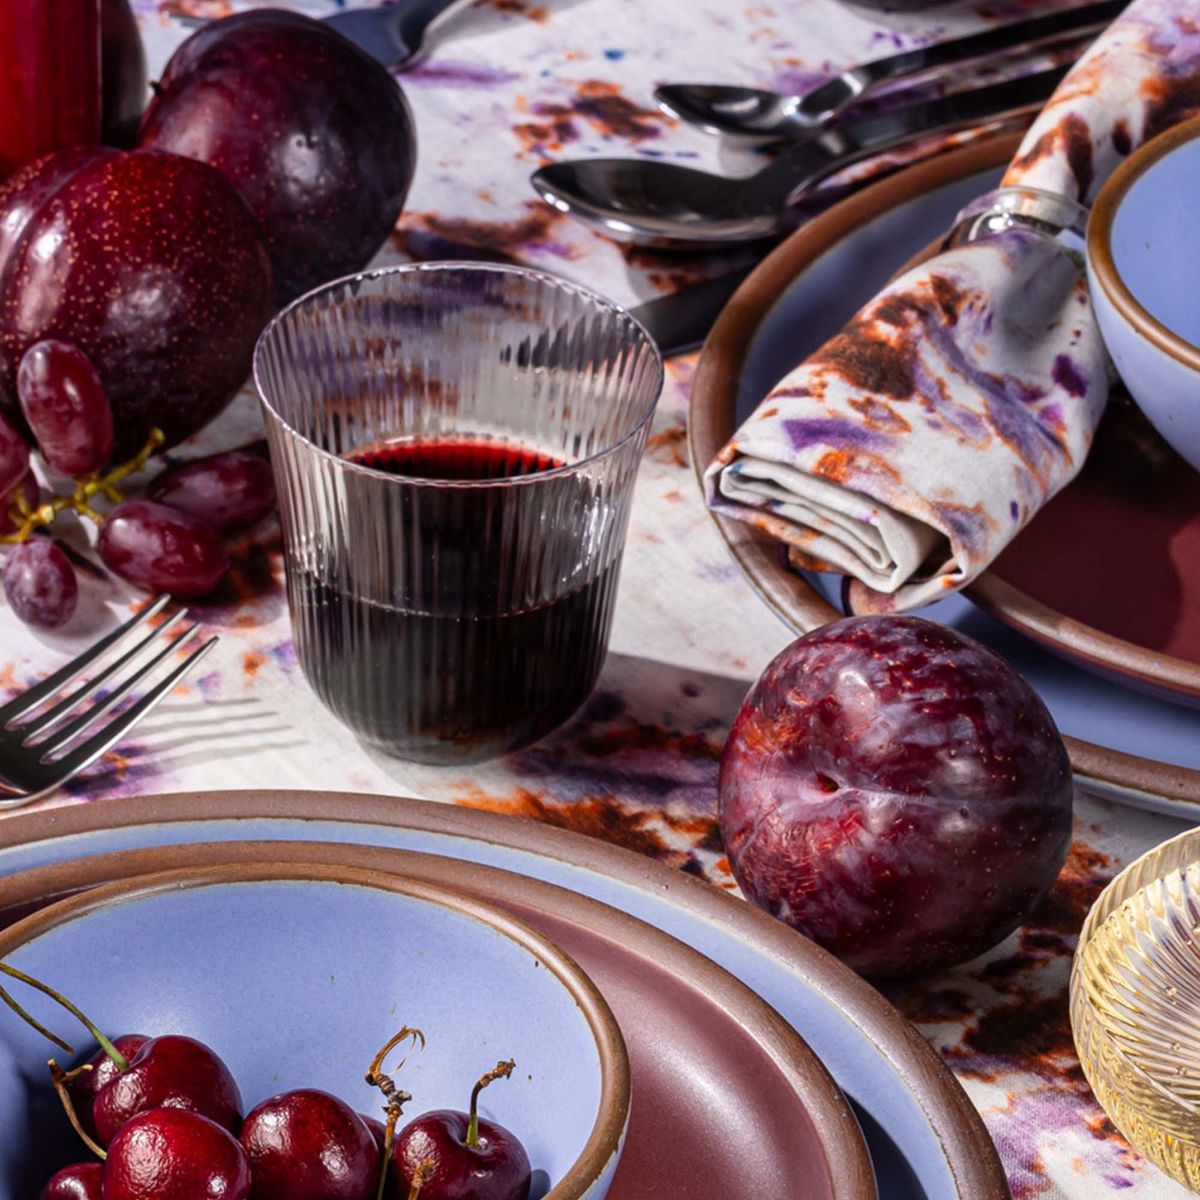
[0,838,879,1200]
[686,132,1200,809]
[0,789,1010,1199]
[1088,113,1200,374]
[0,858,632,1200]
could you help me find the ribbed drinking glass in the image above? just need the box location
[254,263,663,764]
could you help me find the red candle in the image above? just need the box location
[0,0,102,180]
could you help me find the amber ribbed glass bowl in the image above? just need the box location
[1071,826,1200,1189]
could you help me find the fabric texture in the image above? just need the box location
[706,0,1200,610]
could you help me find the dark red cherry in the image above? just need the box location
[240,1088,379,1200]
[393,1111,530,1200]
[67,1033,149,1141]
[38,1162,102,1200]
[93,1034,242,1146]
[391,1062,529,1200]
[362,1112,388,1154]
[103,1109,251,1200]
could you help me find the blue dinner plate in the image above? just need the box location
[690,135,1200,821]
[0,790,1012,1200]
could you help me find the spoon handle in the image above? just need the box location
[755,65,1069,212]
[797,0,1124,123]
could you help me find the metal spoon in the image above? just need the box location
[532,66,1066,248]
[655,0,1121,140]
[322,0,477,67]
[173,0,477,69]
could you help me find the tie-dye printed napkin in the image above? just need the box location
[705,0,1200,612]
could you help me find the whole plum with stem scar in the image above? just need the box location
[718,615,1073,978]
[139,9,416,304]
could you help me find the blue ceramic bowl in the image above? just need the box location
[0,863,629,1199]
[1089,115,1200,473]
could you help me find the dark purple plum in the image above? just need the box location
[139,9,416,304]
[101,0,146,147]
[0,147,274,458]
[719,615,1073,978]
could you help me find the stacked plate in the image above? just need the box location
[0,790,1011,1199]
[688,134,1200,820]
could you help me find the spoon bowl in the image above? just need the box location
[655,84,814,141]
[532,157,782,246]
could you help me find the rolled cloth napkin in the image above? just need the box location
[705,0,1200,611]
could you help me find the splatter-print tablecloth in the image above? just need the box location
[2,2,1197,1195]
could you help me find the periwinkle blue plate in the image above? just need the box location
[0,864,628,1200]
[688,133,1200,818]
[0,792,1012,1200]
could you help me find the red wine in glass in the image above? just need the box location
[0,0,102,179]
[291,436,620,764]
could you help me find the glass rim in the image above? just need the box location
[252,260,666,490]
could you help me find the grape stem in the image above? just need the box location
[366,1026,426,1200]
[0,428,165,544]
[467,1059,516,1149]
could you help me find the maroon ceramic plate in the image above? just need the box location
[0,839,874,1200]
[974,399,1200,705]
[688,133,1200,809]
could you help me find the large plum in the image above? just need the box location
[0,147,274,458]
[139,9,416,304]
[719,615,1073,978]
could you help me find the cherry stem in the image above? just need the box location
[0,983,73,1054]
[365,1026,426,1200]
[0,962,129,1070]
[49,1059,106,1160]
[467,1059,516,1149]
[0,427,165,545]
[406,1158,436,1200]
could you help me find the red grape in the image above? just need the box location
[98,500,228,598]
[17,340,115,477]
[147,451,276,534]
[0,411,30,497]
[3,539,78,628]
[0,474,40,537]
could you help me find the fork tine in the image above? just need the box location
[35,625,204,759]
[18,610,190,740]
[0,597,172,728]
[45,637,217,781]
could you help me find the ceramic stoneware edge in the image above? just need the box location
[686,133,1200,811]
[0,859,632,1200]
[0,838,878,1200]
[1088,114,1200,375]
[0,789,1010,1199]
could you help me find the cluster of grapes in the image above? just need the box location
[0,341,276,630]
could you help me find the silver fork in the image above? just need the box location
[0,597,217,810]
